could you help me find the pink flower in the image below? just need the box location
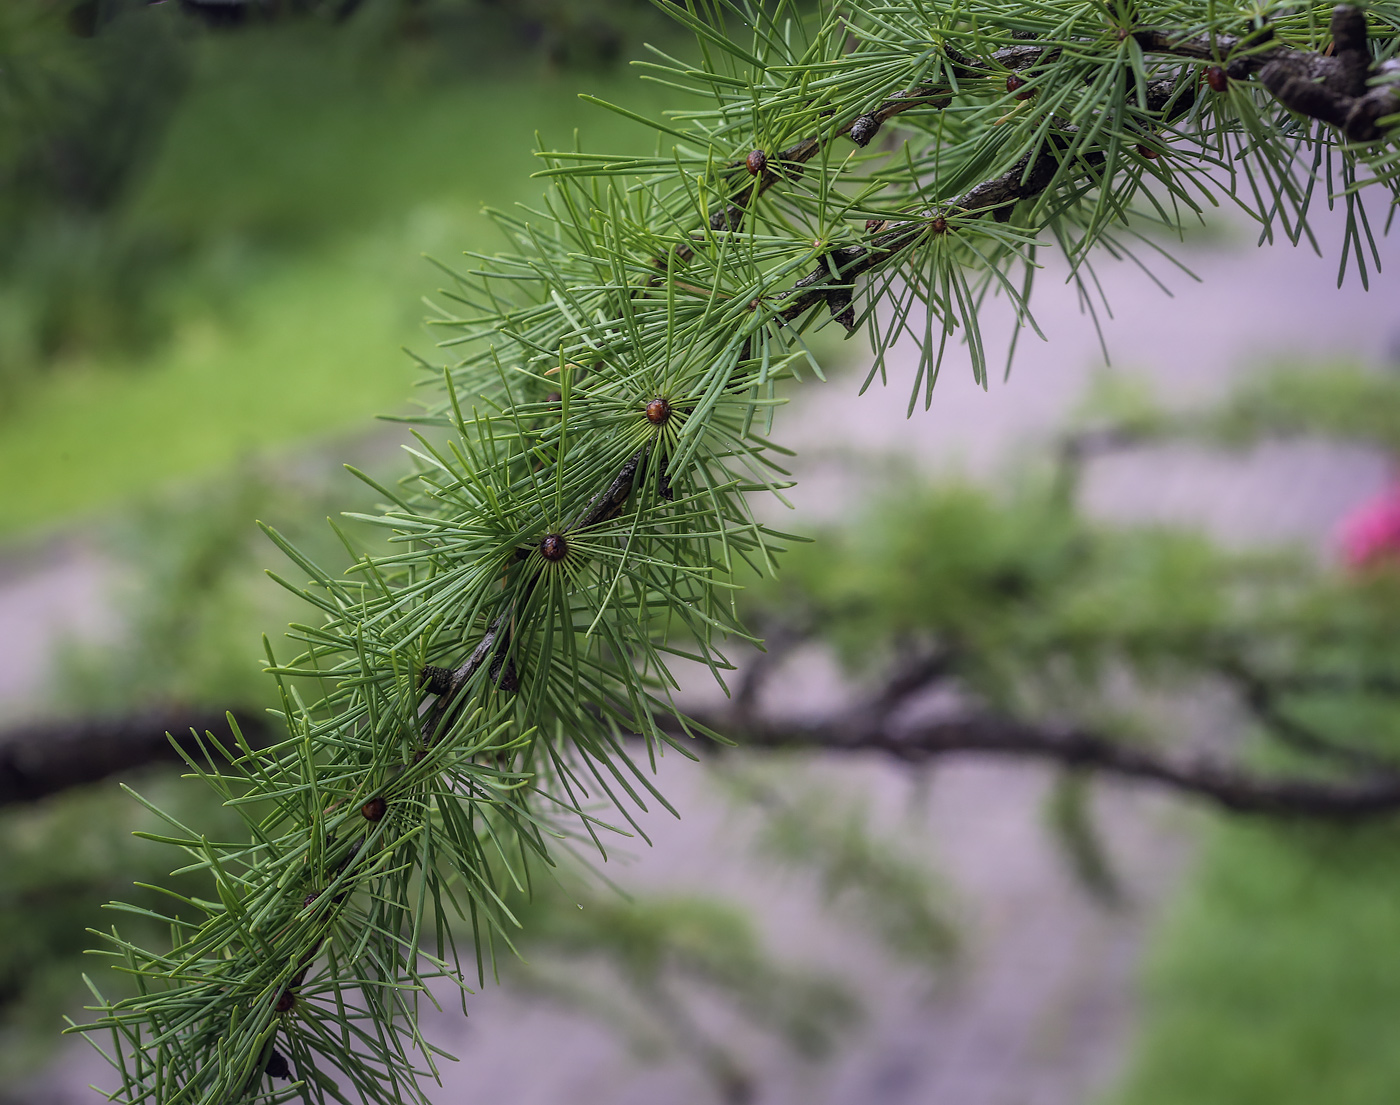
[1338,484,1400,568]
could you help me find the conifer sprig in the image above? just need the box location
[73,2,1398,1101]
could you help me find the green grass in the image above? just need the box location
[0,30,677,540]
[0,233,418,535]
[1109,817,1400,1105]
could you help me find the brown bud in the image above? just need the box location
[540,533,569,561]
[645,397,671,424]
[275,990,297,1013]
[1006,74,1033,100]
[745,149,768,175]
[361,796,387,822]
[1205,65,1228,93]
[1137,143,1159,159]
[930,215,949,235]
[303,892,318,908]
[266,1049,292,1080]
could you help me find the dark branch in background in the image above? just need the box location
[1215,657,1400,777]
[731,621,807,725]
[1051,425,1156,503]
[867,645,957,723]
[11,671,1400,819]
[0,708,274,807]
[685,709,1400,818]
[680,613,1400,818]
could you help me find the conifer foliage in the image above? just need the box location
[74,2,1400,1101]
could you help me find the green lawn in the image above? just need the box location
[0,233,417,535]
[1109,817,1400,1105]
[0,30,676,540]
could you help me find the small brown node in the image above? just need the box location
[864,218,887,234]
[266,1049,292,1080]
[361,796,387,822]
[275,990,297,1014]
[745,148,768,175]
[1006,74,1033,100]
[930,215,949,235]
[848,113,879,147]
[303,892,318,909]
[540,533,569,561]
[645,397,671,424]
[1137,143,1159,159]
[1205,65,1229,93]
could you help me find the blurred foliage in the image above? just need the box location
[311,0,665,69]
[506,876,861,1100]
[0,2,188,225]
[0,0,191,379]
[1089,365,1400,1104]
[0,0,682,402]
[0,776,246,1086]
[56,463,364,714]
[1110,817,1400,1105]
[746,362,1400,923]
[1204,363,1400,453]
[1083,360,1400,453]
[755,476,1303,730]
[717,768,959,973]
